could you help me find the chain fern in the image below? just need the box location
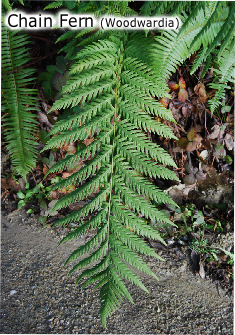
[43,30,179,327]
[1,20,39,178]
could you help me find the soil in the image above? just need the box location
[1,209,233,334]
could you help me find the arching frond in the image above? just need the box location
[44,31,178,328]
[1,22,39,178]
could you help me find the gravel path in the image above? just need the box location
[1,209,233,334]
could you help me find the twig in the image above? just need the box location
[200,100,221,126]
[204,109,210,136]
[182,151,184,179]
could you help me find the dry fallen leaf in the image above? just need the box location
[208,125,221,140]
[186,128,202,152]
[168,81,179,90]
[61,185,75,194]
[179,77,186,89]
[49,190,58,199]
[214,140,226,159]
[178,87,188,102]
[199,259,206,279]
[67,164,84,173]
[69,200,89,211]
[83,137,94,146]
[43,164,48,175]
[1,177,21,192]
[62,172,73,179]
[224,133,234,151]
[159,97,169,108]
[62,142,76,154]
[182,106,190,117]
[37,111,53,128]
[194,83,208,103]
[187,134,202,152]
[178,137,188,149]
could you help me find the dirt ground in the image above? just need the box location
[1,209,233,334]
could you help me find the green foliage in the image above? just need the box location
[150,1,235,115]
[140,1,197,17]
[1,21,39,178]
[2,0,12,11]
[2,0,234,326]
[17,182,51,211]
[43,30,179,327]
[38,55,72,100]
[173,203,233,269]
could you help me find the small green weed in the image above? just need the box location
[176,204,232,268]
[17,182,51,212]
[38,55,72,100]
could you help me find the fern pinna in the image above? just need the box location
[43,31,179,327]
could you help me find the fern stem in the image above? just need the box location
[107,53,122,234]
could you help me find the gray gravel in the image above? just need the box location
[1,209,233,334]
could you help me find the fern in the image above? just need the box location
[208,44,235,113]
[2,0,11,11]
[150,1,235,115]
[43,30,179,327]
[1,21,39,178]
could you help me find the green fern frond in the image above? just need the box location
[45,128,113,176]
[170,1,197,16]
[52,147,112,191]
[117,121,177,166]
[116,140,179,181]
[110,251,149,293]
[109,217,164,263]
[78,29,109,47]
[111,197,169,241]
[68,240,109,274]
[52,186,110,228]
[113,177,174,225]
[1,23,39,178]
[189,2,227,50]
[51,166,111,212]
[140,1,175,17]
[48,96,113,135]
[203,4,235,61]
[109,237,159,280]
[65,222,109,264]
[151,6,225,79]
[114,159,177,206]
[44,1,63,10]
[2,0,12,11]
[43,110,114,150]
[150,1,234,117]
[99,275,121,328]
[44,31,178,327]
[58,206,108,246]
[139,1,155,16]
[139,1,197,17]
[62,68,115,93]
[208,44,235,113]
[75,254,110,284]
[177,1,207,39]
